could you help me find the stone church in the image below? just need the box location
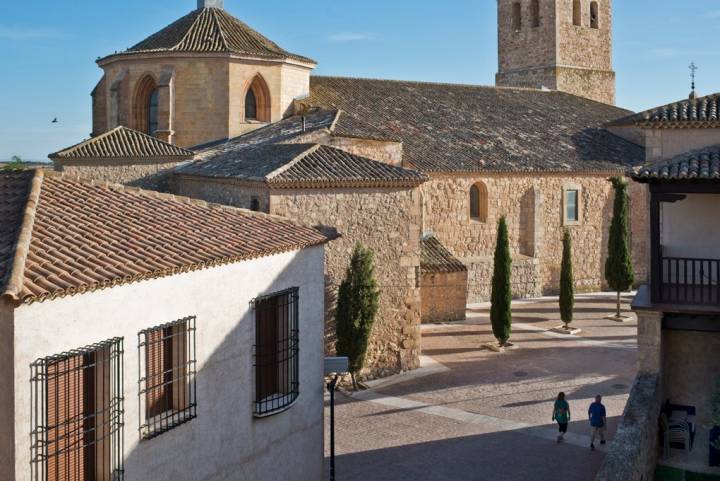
[52,0,650,377]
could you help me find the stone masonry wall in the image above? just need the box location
[97,55,312,148]
[421,271,468,323]
[497,0,615,104]
[173,175,270,212]
[594,373,662,481]
[270,187,423,378]
[55,159,187,191]
[422,173,649,303]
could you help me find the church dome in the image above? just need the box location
[100,6,315,65]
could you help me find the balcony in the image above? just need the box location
[658,255,720,306]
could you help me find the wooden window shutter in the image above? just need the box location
[46,355,87,481]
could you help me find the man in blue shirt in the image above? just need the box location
[588,395,607,450]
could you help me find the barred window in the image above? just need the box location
[30,338,124,481]
[138,317,197,439]
[253,287,299,416]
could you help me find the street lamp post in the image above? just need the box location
[327,375,339,481]
[324,357,348,481]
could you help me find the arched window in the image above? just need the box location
[573,0,582,26]
[512,2,522,31]
[531,0,540,27]
[148,89,159,136]
[470,182,489,223]
[134,75,159,136]
[244,75,271,122]
[245,89,257,120]
[590,1,599,28]
[250,197,260,212]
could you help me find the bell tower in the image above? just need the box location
[495,0,616,105]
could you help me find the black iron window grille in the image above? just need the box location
[252,287,299,417]
[138,316,197,439]
[30,337,124,481]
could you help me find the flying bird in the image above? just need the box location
[51,118,58,123]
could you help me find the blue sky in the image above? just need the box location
[1,0,719,161]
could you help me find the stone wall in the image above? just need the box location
[421,271,468,323]
[594,373,662,481]
[96,55,313,148]
[496,0,615,104]
[55,159,187,191]
[173,175,270,211]
[662,329,720,426]
[422,173,649,303]
[270,187,423,378]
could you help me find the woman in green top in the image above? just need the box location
[552,392,571,443]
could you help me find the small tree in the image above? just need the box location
[2,155,24,171]
[559,229,574,330]
[490,216,512,346]
[335,242,380,390]
[605,177,634,320]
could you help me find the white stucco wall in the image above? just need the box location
[0,299,15,481]
[646,128,720,162]
[662,194,720,260]
[11,246,325,481]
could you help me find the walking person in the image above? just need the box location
[552,392,571,443]
[588,395,607,450]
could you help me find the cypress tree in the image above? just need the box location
[605,177,635,319]
[559,229,574,329]
[490,216,512,346]
[335,242,380,389]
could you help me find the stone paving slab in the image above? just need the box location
[325,294,638,481]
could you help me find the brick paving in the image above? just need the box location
[325,293,638,481]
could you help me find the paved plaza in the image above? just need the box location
[325,293,638,481]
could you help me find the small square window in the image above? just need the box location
[565,189,579,223]
[138,317,197,439]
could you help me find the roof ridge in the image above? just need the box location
[171,8,205,53]
[328,109,343,133]
[266,144,320,180]
[209,8,231,52]
[49,126,194,159]
[2,169,44,301]
[311,75,562,93]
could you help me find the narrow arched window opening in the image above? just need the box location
[470,182,489,223]
[148,89,159,136]
[590,1,599,28]
[250,197,260,212]
[573,0,582,26]
[134,75,159,136]
[244,75,271,123]
[531,0,540,27]
[512,2,522,31]
[245,89,258,121]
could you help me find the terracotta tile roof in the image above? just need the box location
[610,93,720,129]
[105,7,314,64]
[633,145,720,183]
[267,145,428,188]
[179,141,426,188]
[300,76,645,173]
[0,171,35,292]
[421,235,467,274]
[0,170,331,304]
[50,126,194,160]
[331,110,401,143]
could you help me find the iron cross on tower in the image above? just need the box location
[689,62,699,97]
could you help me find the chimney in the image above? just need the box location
[197,0,223,9]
